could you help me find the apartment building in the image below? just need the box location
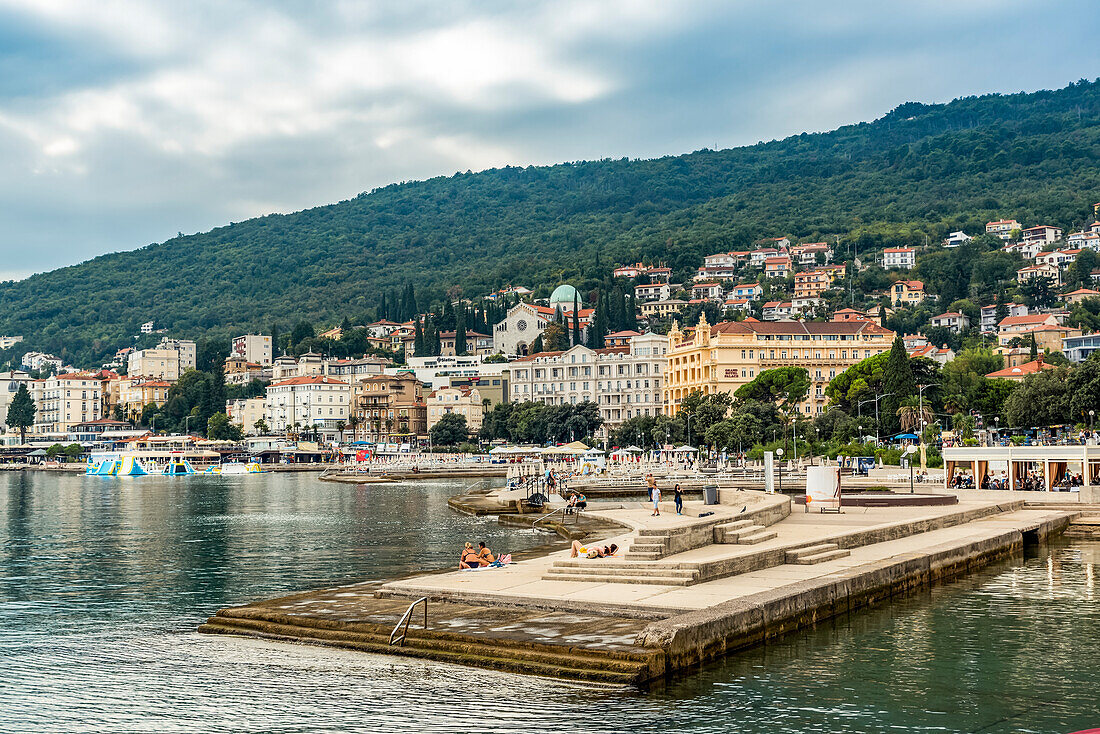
[226,396,267,432]
[986,219,1021,240]
[882,247,916,269]
[890,280,926,306]
[663,315,894,418]
[31,373,103,434]
[352,373,427,443]
[231,334,273,365]
[1021,225,1063,246]
[793,270,832,299]
[635,282,672,302]
[506,332,669,437]
[426,386,484,434]
[264,375,351,440]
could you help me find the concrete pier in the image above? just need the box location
[200,490,1085,684]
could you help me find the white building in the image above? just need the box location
[0,370,33,432]
[979,303,1027,333]
[426,385,484,434]
[31,373,103,435]
[21,352,63,373]
[263,375,351,440]
[128,338,196,380]
[505,332,669,437]
[270,352,384,381]
[226,396,267,432]
[140,321,155,334]
[1021,225,1063,246]
[634,282,671,302]
[882,247,916,269]
[231,334,273,366]
[930,312,970,333]
[943,231,972,248]
[0,336,23,350]
[389,355,507,391]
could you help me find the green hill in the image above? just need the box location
[2,78,1100,365]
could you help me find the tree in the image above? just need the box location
[1003,369,1069,428]
[334,420,347,443]
[994,294,1008,327]
[542,322,569,351]
[253,418,269,435]
[1020,275,1056,309]
[430,413,468,446]
[454,303,467,355]
[571,291,581,346]
[64,443,84,461]
[734,367,810,411]
[206,412,243,441]
[5,384,35,444]
[1029,333,1038,360]
[881,336,916,436]
[413,319,425,357]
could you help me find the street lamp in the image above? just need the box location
[1091,410,1096,433]
[905,445,918,493]
[776,447,784,493]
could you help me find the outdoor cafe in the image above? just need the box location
[941,445,1100,492]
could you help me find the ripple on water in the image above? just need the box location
[1,472,1099,733]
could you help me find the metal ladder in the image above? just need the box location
[389,597,428,646]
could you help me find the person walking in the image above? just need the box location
[673,484,683,515]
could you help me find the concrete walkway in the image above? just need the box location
[379,497,1065,615]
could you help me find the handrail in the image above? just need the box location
[532,506,567,528]
[389,597,428,646]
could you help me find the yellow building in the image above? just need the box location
[664,315,895,417]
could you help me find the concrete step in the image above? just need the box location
[622,551,663,561]
[628,542,667,553]
[200,615,653,684]
[717,524,777,544]
[554,559,679,570]
[791,548,851,565]
[785,543,840,562]
[636,529,673,538]
[542,570,693,586]
[714,519,755,533]
[736,529,778,545]
[545,565,697,580]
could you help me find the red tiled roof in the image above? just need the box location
[1000,314,1057,327]
[709,320,893,337]
[985,360,1058,379]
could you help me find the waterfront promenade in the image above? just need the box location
[201,487,1086,684]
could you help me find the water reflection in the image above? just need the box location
[0,472,1098,733]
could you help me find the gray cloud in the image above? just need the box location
[0,0,1096,278]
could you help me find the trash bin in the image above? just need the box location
[703,485,719,505]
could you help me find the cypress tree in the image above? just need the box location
[995,293,1009,328]
[1030,333,1038,360]
[414,319,425,357]
[626,293,638,330]
[571,292,581,346]
[455,303,468,355]
[378,293,387,322]
[881,335,915,436]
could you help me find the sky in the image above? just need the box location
[0,0,1097,280]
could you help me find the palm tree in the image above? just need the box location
[896,399,933,434]
[334,420,347,443]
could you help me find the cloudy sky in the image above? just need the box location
[0,0,1096,279]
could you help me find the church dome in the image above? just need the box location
[549,284,581,309]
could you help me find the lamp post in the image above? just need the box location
[905,445,918,493]
[858,393,894,444]
[776,447,784,493]
[1091,410,1096,433]
[184,415,192,436]
[994,416,1000,446]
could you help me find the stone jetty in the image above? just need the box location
[200,488,1087,685]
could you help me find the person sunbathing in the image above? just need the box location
[459,542,482,569]
[477,541,495,565]
[569,540,618,558]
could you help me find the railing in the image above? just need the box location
[531,505,577,529]
[389,597,428,646]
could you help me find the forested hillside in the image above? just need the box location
[2,78,1100,365]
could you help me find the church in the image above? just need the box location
[492,284,594,355]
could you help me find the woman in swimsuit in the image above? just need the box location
[459,542,482,569]
[569,540,618,558]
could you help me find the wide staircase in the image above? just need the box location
[542,500,1022,587]
[199,605,660,685]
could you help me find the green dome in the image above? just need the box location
[549,284,581,309]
